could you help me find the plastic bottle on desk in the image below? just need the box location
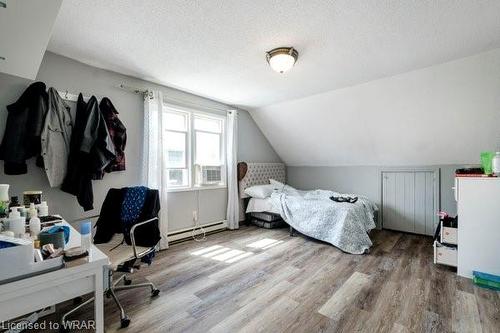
[37,201,49,217]
[80,220,92,252]
[0,184,9,217]
[7,207,25,238]
[28,203,37,220]
[492,152,500,176]
[29,210,41,238]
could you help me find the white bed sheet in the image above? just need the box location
[246,197,280,214]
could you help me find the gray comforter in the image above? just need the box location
[270,188,377,254]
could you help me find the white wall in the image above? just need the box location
[0,52,280,231]
[251,48,500,219]
[251,48,500,166]
[288,164,464,222]
[237,110,281,163]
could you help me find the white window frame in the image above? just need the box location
[193,112,226,187]
[164,104,226,192]
[164,108,190,189]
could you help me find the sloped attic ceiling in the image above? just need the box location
[0,0,62,79]
[250,49,500,166]
[48,0,500,109]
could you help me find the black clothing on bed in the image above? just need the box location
[330,196,358,203]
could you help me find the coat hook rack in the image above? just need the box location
[57,89,106,102]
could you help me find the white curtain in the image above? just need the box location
[142,90,169,249]
[226,110,239,230]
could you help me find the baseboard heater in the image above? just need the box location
[168,220,227,244]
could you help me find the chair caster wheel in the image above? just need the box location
[124,278,132,285]
[151,289,160,297]
[120,317,130,328]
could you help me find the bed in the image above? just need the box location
[238,162,286,227]
[238,162,378,254]
[238,161,285,214]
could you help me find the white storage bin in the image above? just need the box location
[434,241,457,267]
[0,235,63,284]
[0,235,34,283]
[440,222,457,245]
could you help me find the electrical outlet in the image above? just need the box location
[192,210,198,222]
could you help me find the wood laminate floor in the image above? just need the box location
[43,226,499,332]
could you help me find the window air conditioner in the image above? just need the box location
[199,165,222,185]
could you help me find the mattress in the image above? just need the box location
[246,197,280,215]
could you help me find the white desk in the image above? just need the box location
[0,220,109,332]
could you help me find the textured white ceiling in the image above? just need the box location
[48,0,500,108]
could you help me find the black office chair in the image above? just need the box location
[61,187,161,329]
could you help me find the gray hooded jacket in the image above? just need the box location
[41,88,73,187]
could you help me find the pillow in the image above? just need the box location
[269,179,285,189]
[244,184,276,199]
[270,179,295,191]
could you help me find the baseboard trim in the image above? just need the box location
[168,220,227,243]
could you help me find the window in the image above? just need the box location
[165,111,189,187]
[164,106,226,190]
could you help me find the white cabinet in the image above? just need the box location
[382,171,438,235]
[456,177,500,278]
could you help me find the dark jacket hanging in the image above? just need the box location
[61,95,115,211]
[93,188,161,248]
[99,97,126,173]
[61,94,94,210]
[0,82,48,174]
[89,100,116,180]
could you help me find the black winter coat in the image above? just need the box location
[61,94,94,210]
[93,188,161,248]
[61,95,115,211]
[89,98,116,180]
[0,82,48,174]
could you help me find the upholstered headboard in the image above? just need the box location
[237,162,286,198]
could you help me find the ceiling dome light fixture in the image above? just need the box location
[266,47,298,73]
